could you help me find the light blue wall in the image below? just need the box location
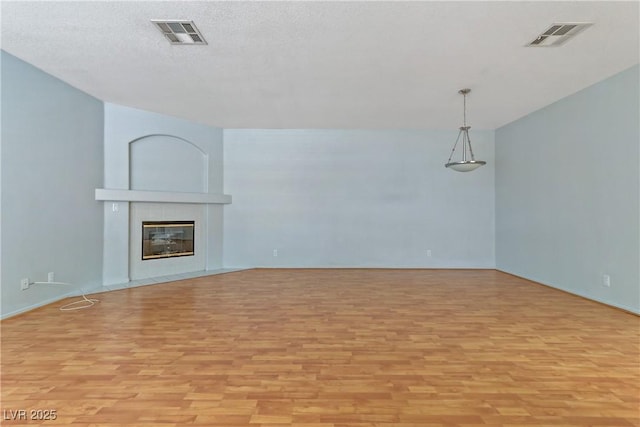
[102,103,224,285]
[496,65,640,314]
[224,129,495,268]
[1,51,104,318]
[130,135,208,192]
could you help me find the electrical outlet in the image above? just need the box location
[602,274,611,288]
[273,249,278,257]
[48,272,55,282]
[427,249,432,257]
[21,278,30,290]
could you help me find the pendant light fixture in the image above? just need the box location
[445,88,486,172]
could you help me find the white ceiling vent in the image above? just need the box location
[152,20,207,45]
[527,23,592,47]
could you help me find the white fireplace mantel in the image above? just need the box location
[95,188,232,204]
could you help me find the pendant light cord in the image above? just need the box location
[463,91,467,127]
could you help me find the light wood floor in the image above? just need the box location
[1,269,638,426]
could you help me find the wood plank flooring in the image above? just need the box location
[1,269,639,426]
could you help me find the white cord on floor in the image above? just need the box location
[30,281,100,311]
[59,294,100,311]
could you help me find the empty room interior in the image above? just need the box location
[1,1,639,426]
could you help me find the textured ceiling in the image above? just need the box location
[1,1,638,129]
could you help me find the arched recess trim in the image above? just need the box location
[129,134,208,193]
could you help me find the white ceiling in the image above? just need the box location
[1,1,638,130]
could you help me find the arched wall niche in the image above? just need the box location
[129,134,208,193]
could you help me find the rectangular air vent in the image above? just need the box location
[152,20,207,45]
[527,23,592,47]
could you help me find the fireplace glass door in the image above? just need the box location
[142,221,195,260]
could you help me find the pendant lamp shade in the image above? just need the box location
[445,89,486,172]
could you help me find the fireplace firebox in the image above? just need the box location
[142,221,194,260]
